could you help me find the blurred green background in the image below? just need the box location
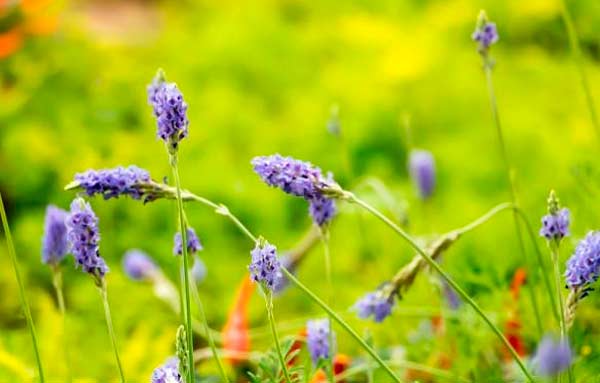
[1,0,600,381]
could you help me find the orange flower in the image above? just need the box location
[0,28,23,59]
[222,275,255,366]
[309,354,351,383]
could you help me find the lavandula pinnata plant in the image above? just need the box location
[473,10,552,335]
[41,205,71,381]
[532,335,573,378]
[66,197,124,382]
[353,290,394,323]
[408,149,435,199]
[306,319,335,366]
[122,249,159,281]
[0,193,45,382]
[152,357,182,383]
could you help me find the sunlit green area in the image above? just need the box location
[1,0,600,381]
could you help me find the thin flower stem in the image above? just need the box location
[559,0,600,142]
[454,202,513,235]
[51,266,72,383]
[188,271,229,383]
[484,64,544,336]
[281,268,404,383]
[347,194,535,383]
[170,157,196,383]
[550,244,573,383]
[319,228,335,383]
[98,280,125,383]
[0,193,45,383]
[264,289,292,383]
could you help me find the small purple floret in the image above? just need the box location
[147,74,189,150]
[41,205,69,265]
[354,292,394,323]
[173,228,203,256]
[248,240,281,291]
[533,335,572,377]
[472,21,499,51]
[122,249,158,281]
[151,357,182,383]
[540,208,570,241]
[66,198,108,278]
[408,150,435,199]
[306,319,333,365]
[309,197,336,227]
[74,166,151,200]
[565,231,600,289]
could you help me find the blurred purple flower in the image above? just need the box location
[309,196,336,227]
[565,231,600,290]
[41,205,69,265]
[151,357,182,383]
[272,254,293,294]
[306,319,333,365]
[472,21,498,52]
[73,166,151,200]
[442,279,462,310]
[540,208,570,241]
[122,249,158,281]
[248,240,281,291]
[408,149,435,199]
[173,227,203,256]
[66,198,108,280]
[354,292,394,323]
[191,255,207,284]
[533,335,572,377]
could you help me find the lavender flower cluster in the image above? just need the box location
[73,166,151,200]
[173,228,203,256]
[540,208,570,241]
[41,205,69,265]
[354,291,394,323]
[151,358,182,383]
[306,319,333,365]
[565,231,600,290]
[122,249,158,281]
[472,22,498,52]
[248,240,281,291]
[533,336,572,377]
[408,149,435,199]
[252,154,336,226]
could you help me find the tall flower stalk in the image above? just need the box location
[319,228,335,383]
[473,10,553,334]
[0,193,45,382]
[559,0,600,142]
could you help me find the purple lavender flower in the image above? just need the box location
[565,231,600,289]
[252,154,337,226]
[151,357,182,383]
[272,254,293,294]
[191,255,207,284]
[540,208,570,241]
[66,198,108,280]
[532,335,572,377]
[41,205,69,265]
[147,72,189,152]
[122,249,158,281]
[442,279,462,310]
[306,319,333,365]
[354,292,394,323]
[73,166,151,201]
[248,240,281,290]
[173,228,203,256]
[472,20,499,52]
[408,149,435,199]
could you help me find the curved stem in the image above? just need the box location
[454,203,513,235]
[347,194,535,383]
[282,268,404,383]
[51,266,72,382]
[264,289,292,383]
[170,157,195,383]
[0,193,45,383]
[99,281,125,383]
[319,228,335,383]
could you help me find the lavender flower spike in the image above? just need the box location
[147,70,189,153]
[122,249,158,281]
[41,205,69,265]
[354,291,394,323]
[69,166,151,201]
[472,10,499,54]
[66,198,108,282]
[173,227,203,256]
[306,319,334,365]
[532,335,572,377]
[248,239,281,291]
[408,149,435,199]
[540,191,570,242]
[191,255,207,284]
[151,357,182,383]
[565,231,600,290]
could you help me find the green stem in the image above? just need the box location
[550,244,573,383]
[281,268,404,383]
[559,0,600,142]
[188,271,229,382]
[99,280,125,383]
[51,266,72,382]
[484,64,544,336]
[319,228,335,383]
[170,156,196,383]
[264,289,292,383]
[0,193,45,383]
[347,194,535,383]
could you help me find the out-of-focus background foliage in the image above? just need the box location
[1,0,600,381]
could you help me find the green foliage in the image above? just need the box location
[248,339,304,383]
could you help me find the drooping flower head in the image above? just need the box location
[71,166,152,201]
[540,191,570,242]
[66,198,108,282]
[122,249,158,281]
[191,255,207,284]
[248,239,281,291]
[41,205,69,265]
[151,357,182,383]
[251,154,337,226]
[173,227,203,256]
[147,70,189,153]
[408,149,435,199]
[472,11,499,55]
[306,319,334,365]
[354,291,394,323]
[565,231,600,290]
[532,335,572,377]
